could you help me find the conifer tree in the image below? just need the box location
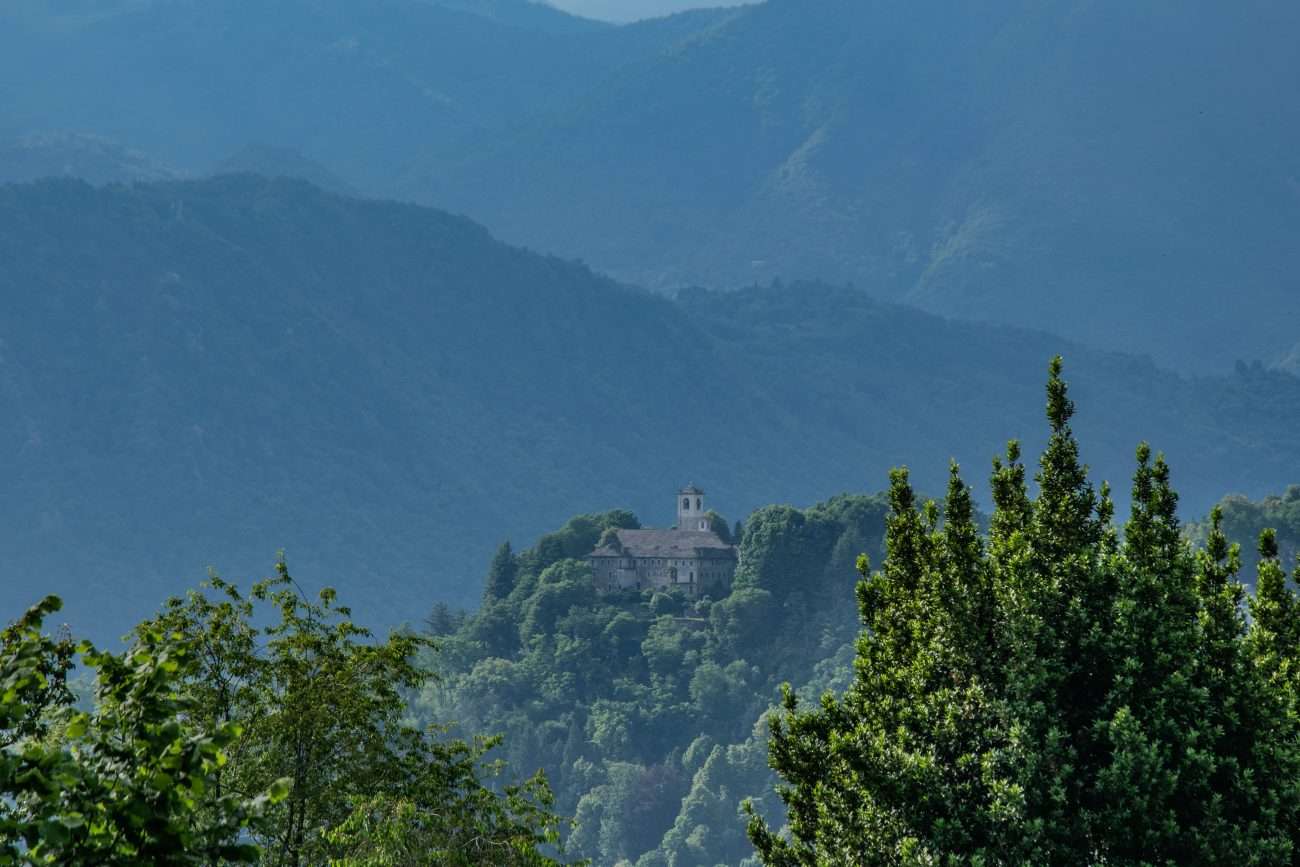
[748,357,1300,865]
[1248,528,1300,676]
[485,541,519,602]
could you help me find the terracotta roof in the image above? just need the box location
[591,529,735,560]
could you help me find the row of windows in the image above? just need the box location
[611,558,728,569]
[675,571,726,583]
[598,563,733,584]
[604,582,716,594]
[607,582,704,593]
[601,562,733,572]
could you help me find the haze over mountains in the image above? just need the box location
[0,131,180,186]
[3,0,1297,371]
[1,175,1296,643]
[3,5,1300,864]
[546,0,753,23]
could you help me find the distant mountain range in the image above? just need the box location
[1,175,1295,643]
[3,0,1296,371]
[0,131,181,186]
[419,0,1300,373]
[211,144,359,196]
[0,0,713,188]
[0,133,362,195]
[435,0,610,31]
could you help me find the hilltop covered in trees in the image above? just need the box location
[420,362,1300,866]
[415,493,892,865]
[2,177,1298,644]
[5,361,1300,864]
[1187,487,1300,579]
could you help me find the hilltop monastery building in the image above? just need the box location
[589,486,738,597]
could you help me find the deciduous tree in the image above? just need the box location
[139,559,569,866]
[1,596,281,866]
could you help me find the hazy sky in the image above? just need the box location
[546,0,756,23]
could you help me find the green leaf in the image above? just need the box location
[64,713,90,740]
[269,776,293,803]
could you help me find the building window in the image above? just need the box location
[696,497,702,510]
[683,498,691,511]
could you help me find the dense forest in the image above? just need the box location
[426,365,1300,865]
[415,491,886,865]
[1187,488,1300,580]
[8,363,1300,864]
[2,175,1298,644]
[747,361,1300,865]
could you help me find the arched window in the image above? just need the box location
[695,497,702,510]
[683,497,691,511]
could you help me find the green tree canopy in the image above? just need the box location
[0,596,283,865]
[749,358,1300,866]
[136,560,571,867]
[485,541,520,603]
[1186,486,1300,580]
[414,493,894,866]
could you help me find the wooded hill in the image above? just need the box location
[0,174,1296,643]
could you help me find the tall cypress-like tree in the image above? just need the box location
[1249,529,1300,669]
[749,358,1300,865]
[484,541,519,602]
[1246,530,1300,856]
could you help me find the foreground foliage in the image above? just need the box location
[0,597,278,865]
[137,561,570,866]
[749,359,1300,865]
[1,566,569,865]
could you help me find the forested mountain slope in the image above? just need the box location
[0,175,1296,643]
[0,0,713,190]
[417,495,885,866]
[424,0,1300,371]
[0,131,181,186]
[210,144,359,195]
[430,0,610,32]
[1187,487,1300,579]
[422,462,1300,865]
[4,1,1295,370]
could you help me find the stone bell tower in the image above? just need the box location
[677,484,709,531]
